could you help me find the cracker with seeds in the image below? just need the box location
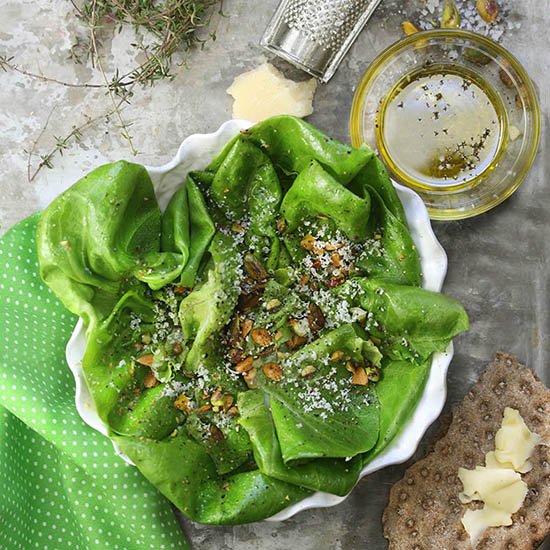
[383,352,550,550]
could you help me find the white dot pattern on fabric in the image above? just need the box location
[0,215,188,550]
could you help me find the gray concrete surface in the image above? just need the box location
[1,0,549,548]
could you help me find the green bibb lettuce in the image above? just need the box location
[37,116,468,524]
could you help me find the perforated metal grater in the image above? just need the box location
[260,0,382,83]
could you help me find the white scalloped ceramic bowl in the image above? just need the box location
[65,119,451,521]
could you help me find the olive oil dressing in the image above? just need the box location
[376,66,507,191]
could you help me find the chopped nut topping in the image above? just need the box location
[210,388,224,407]
[229,348,244,365]
[244,252,268,280]
[173,285,191,294]
[231,223,246,233]
[241,319,253,338]
[209,425,224,441]
[307,303,325,333]
[330,351,344,361]
[136,354,154,367]
[351,366,369,386]
[266,298,282,311]
[289,318,309,337]
[251,328,272,346]
[263,362,284,381]
[143,371,159,389]
[300,234,316,251]
[276,218,287,234]
[223,395,234,411]
[274,330,283,341]
[196,403,212,413]
[174,394,192,413]
[226,405,239,416]
[243,367,258,388]
[477,0,499,23]
[402,21,420,35]
[173,342,183,354]
[236,356,254,373]
[287,334,307,350]
[300,365,316,378]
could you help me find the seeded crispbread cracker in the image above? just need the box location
[383,352,550,550]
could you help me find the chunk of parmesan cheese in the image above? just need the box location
[227,63,317,122]
[458,407,540,546]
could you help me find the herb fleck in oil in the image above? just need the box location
[376,66,507,190]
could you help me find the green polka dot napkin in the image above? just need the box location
[0,214,189,549]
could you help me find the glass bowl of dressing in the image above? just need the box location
[349,29,541,220]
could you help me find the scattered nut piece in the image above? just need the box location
[141,333,152,345]
[244,252,268,281]
[251,328,272,346]
[136,354,154,367]
[308,303,325,333]
[231,223,246,233]
[287,335,307,350]
[229,348,244,365]
[263,362,284,382]
[402,21,420,35]
[226,405,239,416]
[210,388,224,407]
[331,351,344,361]
[441,0,460,28]
[173,342,183,355]
[241,319,253,338]
[243,367,258,388]
[276,218,287,234]
[300,234,316,252]
[196,403,212,414]
[223,394,234,411]
[266,298,282,311]
[352,366,369,386]
[236,356,254,373]
[300,365,316,378]
[289,318,309,337]
[143,371,159,389]
[209,425,224,441]
[476,0,499,23]
[174,394,192,413]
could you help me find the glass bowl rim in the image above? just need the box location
[349,28,542,220]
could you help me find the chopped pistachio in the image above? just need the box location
[402,21,420,35]
[300,365,316,378]
[136,354,154,367]
[300,234,316,252]
[243,252,267,280]
[236,356,254,373]
[250,328,272,346]
[289,318,309,337]
[263,362,284,382]
[174,394,192,413]
[351,367,369,386]
[477,0,499,23]
[143,371,159,389]
[243,367,258,388]
[266,298,282,311]
[441,0,460,28]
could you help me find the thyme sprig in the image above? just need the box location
[3,0,222,181]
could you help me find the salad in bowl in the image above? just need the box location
[37,116,468,524]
